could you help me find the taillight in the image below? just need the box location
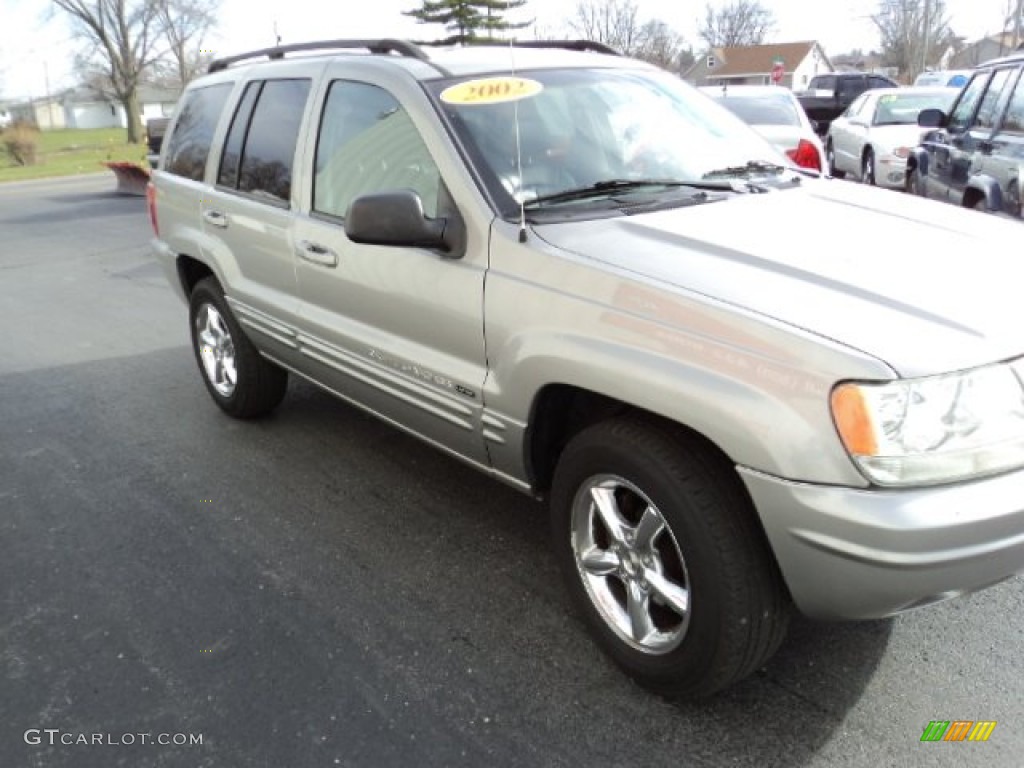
[146,181,159,236]
[786,139,822,171]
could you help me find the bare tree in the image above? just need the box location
[698,0,775,48]
[568,0,645,53]
[872,0,951,82]
[567,0,692,71]
[51,0,165,143]
[158,0,220,89]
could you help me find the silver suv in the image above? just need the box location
[149,38,1024,698]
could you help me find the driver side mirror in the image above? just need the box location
[917,108,947,128]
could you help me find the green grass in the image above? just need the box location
[0,127,149,183]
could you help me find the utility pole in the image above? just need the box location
[1015,0,1023,50]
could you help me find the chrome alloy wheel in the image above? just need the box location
[571,474,691,654]
[195,304,237,397]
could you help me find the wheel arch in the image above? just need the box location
[963,175,1002,211]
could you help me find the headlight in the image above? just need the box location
[831,358,1024,486]
[892,146,911,159]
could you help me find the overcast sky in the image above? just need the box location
[0,0,1016,101]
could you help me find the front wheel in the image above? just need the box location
[189,277,287,418]
[861,150,876,185]
[550,416,790,698]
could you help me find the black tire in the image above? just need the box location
[550,416,790,698]
[826,141,844,179]
[906,168,924,197]
[861,149,875,186]
[188,277,287,418]
[972,196,988,212]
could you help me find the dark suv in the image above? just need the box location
[907,52,1024,215]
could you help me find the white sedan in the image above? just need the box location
[700,85,825,172]
[826,87,959,188]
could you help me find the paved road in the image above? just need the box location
[2,174,1022,768]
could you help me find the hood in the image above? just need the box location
[534,180,1024,377]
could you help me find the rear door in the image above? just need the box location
[291,76,490,466]
[974,65,1024,215]
[202,75,313,364]
[947,66,1016,205]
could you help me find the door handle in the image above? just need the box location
[202,209,229,228]
[297,240,338,267]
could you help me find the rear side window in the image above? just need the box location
[972,67,1015,131]
[213,79,311,204]
[164,84,232,181]
[1001,70,1024,134]
[237,80,310,202]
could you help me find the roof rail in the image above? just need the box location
[207,38,429,73]
[416,38,621,56]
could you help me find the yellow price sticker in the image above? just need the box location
[440,77,543,106]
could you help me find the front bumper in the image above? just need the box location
[876,155,908,189]
[741,466,1024,620]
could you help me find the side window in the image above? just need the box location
[812,75,835,92]
[217,82,261,189]
[235,79,311,203]
[948,73,991,132]
[164,84,232,181]
[843,93,866,118]
[1000,69,1024,134]
[838,76,866,98]
[313,81,441,220]
[971,67,1014,131]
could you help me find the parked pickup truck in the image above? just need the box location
[796,72,900,135]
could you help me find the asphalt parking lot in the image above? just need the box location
[1,173,1022,768]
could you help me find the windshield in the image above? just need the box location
[872,91,958,125]
[426,68,797,217]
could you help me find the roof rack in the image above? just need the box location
[207,38,429,73]
[416,38,621,56]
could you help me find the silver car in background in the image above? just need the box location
[827,87,959,188]
[701,84,825,172]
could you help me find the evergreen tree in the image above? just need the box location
[404,1,530,42]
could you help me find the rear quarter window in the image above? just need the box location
[163,84,233,181]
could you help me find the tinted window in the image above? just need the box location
[714,94,800,126]
[237,79,311,203]
[217,82,261,189]
[1001,70,1024,133]
[314,81,440,219]
[164,84,232,181]
[838,77,866,97]
[948,73,990,131]
[972,67,1014,130]
[812,75,836,91]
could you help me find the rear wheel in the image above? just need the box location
[972,196,988,212]
[189,277,287,418]
[550,416,790,698]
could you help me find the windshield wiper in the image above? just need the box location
[522,179,692,208]
[702,160,789,179]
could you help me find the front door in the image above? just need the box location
[292,79,490,466]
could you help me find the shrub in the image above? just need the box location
[2,122,40,166]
